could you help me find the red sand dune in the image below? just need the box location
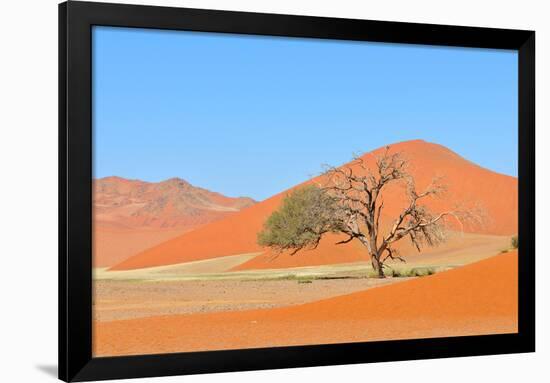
[111,140,517,271]
[94,251,518,356]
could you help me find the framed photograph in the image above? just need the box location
[59,1,535,381]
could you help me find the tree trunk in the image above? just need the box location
[358,237,385,278]
[371,254,385,278]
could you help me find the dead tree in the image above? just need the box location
[319,147,482,277]
[257,147,484,278]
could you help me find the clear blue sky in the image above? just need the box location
[92,26,517,201]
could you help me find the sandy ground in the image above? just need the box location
[93,251,517,356]
[94,233,512,322]
[93,277,402,321]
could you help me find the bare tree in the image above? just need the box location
[319,147,483,277]
[257,146,483,278]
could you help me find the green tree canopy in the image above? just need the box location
[257,185,343,254]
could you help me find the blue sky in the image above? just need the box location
[92,26,517,201]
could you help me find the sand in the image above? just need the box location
[111,140,518,271]
[93,226,191,268]
[93,250,517,356]
[93,277,400,321]
[94,253,260,280]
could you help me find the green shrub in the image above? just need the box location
[387,267,436,278]
[412,267,436,277]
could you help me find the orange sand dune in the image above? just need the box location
[111,140,517,271]
[93,226,191,268]
[94,251,518,356]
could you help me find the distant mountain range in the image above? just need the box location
[93,176,256,267]
[94,176,256,229]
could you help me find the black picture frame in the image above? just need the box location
[59,1,535,381]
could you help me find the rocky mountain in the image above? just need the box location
[93,176,255,267]
[94,176,256,229]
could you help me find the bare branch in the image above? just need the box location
[335,235,355,245]
[381,247,406,264]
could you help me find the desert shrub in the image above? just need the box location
[412,267,436,277]
[387,267,436,278]
[511,235,519,249]
[390,269,403,277]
